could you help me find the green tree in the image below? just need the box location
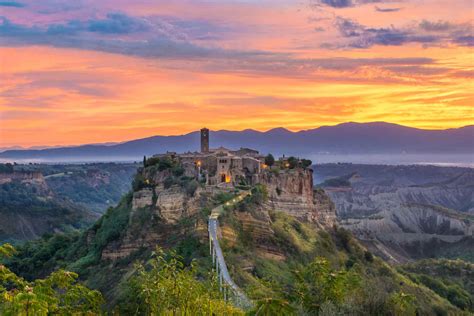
[287,157,298,169]
[264,154,275,167]
[250,184,268,205]
[0,244,103,315]
[300,159,312,169]
[295,257,360,314]
[388,291,417,316]
[126,247,244,315]
[251,298,295,315]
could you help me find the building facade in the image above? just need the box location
[154,128,265,187]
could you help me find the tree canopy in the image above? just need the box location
[0,244,103,315]
[264,154,275,167]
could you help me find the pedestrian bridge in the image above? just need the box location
[208,191,252,309]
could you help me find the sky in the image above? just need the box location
[0,0,473,147]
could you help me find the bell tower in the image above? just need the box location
[200,128,209,153]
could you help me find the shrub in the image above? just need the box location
[301,159,312,169]
[335,226,352,251]
[144,157,161,167]
[122,248,243,315]
[295,257,361,314]
[287,156,298,169]
[250,184,268,205]
[364,251,374,262]
[132,173,147,191]
[185,180,199,196]
[0,244,104,315]
[164,177,175,189]
[158,157,173,171]
[388,291,417,316]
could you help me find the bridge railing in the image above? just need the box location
[207,191,252,309]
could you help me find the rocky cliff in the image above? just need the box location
[260,169,336,227]
[101,185,206,260]
[315,164,474,263]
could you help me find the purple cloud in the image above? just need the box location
[331,17,474,48]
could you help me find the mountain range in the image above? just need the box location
[1,122,473,161]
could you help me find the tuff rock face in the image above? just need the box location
[131,188,154,211]
[260,169,336,227]
[155,186,203,224]
[102,185,203,260]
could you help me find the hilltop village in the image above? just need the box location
[151,128,312,188]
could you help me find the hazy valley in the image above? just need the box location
[0,163,137,243]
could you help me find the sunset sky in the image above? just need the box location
[0,0,473,147]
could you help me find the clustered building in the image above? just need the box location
[154,128,267,187]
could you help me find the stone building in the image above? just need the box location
[154,128,265,187]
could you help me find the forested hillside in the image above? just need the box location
[0,163,138,243]
[15,163,138,213]
[0,175,96,243]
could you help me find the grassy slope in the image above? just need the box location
[211,202,464,315]
[399,259,473,312]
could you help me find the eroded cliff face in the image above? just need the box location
[317,164,474,263]
[260,169,336,227]
[101,185,205,260]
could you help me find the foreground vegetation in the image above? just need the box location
[0,244,103,315]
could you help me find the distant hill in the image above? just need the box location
[0,171,98,243]
[1,122,473,161]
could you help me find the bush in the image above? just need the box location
[172,166,185,177]
[164,177,175,189]
[185,180,199,196]
[132,173,147,191]
[295,257,360,314]
[0,244,104,315]
[214,192,235,205]
[287,157,298,169]
[364,251,374,262]
[121,248,243,315]
[335,226,352,251]
[301,159,312,169]
[388,291,417,316]
[250,184,268,205]
[144,157,161,168]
